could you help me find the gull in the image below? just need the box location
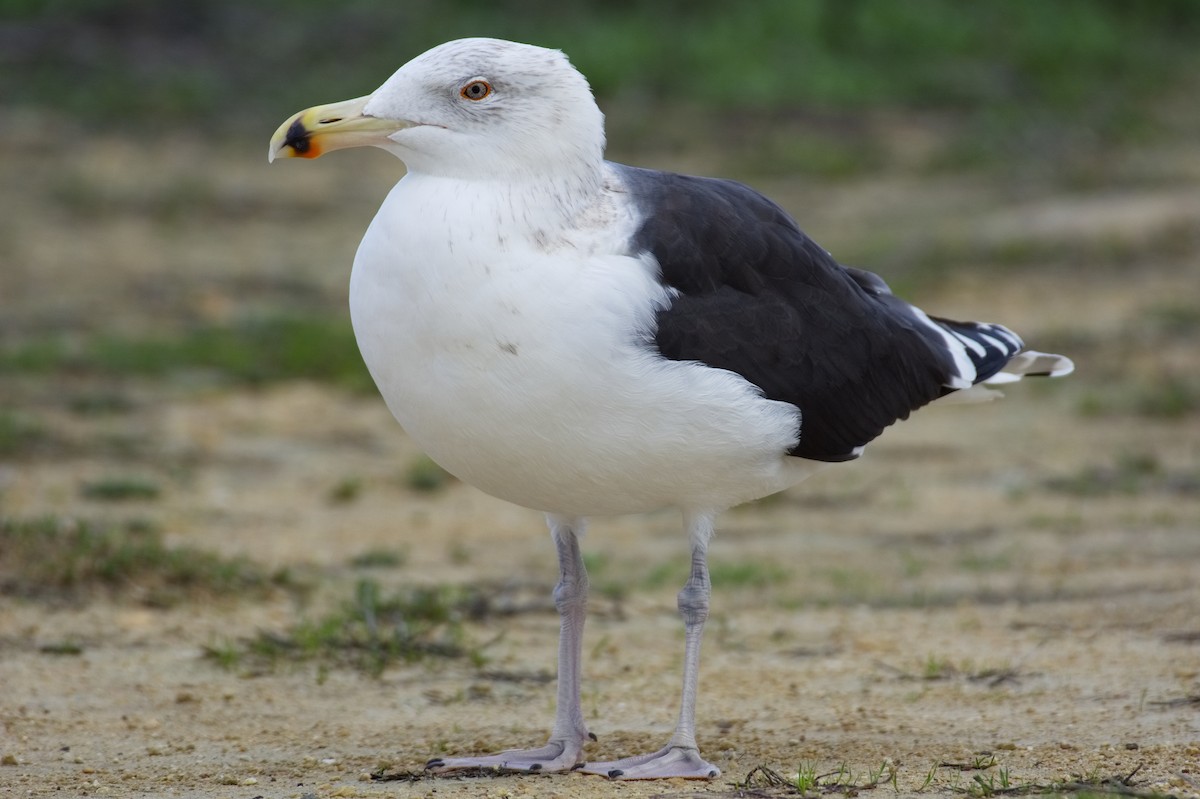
[269,37,1072,780]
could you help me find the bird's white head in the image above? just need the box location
[269,38,606,181]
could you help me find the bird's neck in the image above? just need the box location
[404,162,606,233]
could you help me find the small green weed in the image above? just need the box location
[203,638,242,670]
[404,455,452,493]
[81,476,162,502]
[349,548,407,569]
[973,754,999,771]
[39,640,84,656]
[965,765,1020,797]
[207,579,488,677]
[794,761,819,793]
[883,658,1020,687]
[741,760,899,795]
[327,476,364,504]
[918,763,938,792]
[0,515,297,606]
[828,761,856,788]
[0,411,51,457]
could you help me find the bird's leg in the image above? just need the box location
[426,515,593,774]
[579,512,721,780]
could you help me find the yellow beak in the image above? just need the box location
[268,96,412,162]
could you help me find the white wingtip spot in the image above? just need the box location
[984,351,1075,384]
[1047,355,1075,378]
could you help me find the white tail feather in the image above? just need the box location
[985,350,1075,384]
[934,350,1074,406]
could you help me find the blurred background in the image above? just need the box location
[3,0,1200,646]
[1,2,1199,790]
[4,0,1200,621]
[4,0,1200,341]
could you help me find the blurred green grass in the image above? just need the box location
[0,515,300,606]
[5,0,1199,168]
[0,314,373,392]
[2,3,1197,476]
[204,578,485,678]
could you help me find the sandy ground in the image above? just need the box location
[1,128,1199,798]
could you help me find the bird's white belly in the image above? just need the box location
[347,181,808,516]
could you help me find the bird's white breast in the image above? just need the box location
[348,172,809,516]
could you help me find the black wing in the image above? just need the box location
[617,164,1019,463]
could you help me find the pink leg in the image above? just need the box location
[426,516,593,774]
[578,512,720,780]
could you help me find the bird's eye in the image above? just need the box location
[460,79,493,101]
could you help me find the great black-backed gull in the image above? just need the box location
[269,37,1073,780]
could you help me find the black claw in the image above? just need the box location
[588,732,598,742]
[571,762,586,771]
[425,759,445,769]
[608,769,624,779]
[528,763,542,772]
[708,770,719,778]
